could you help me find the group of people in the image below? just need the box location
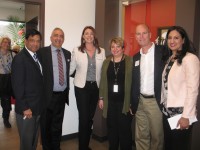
[0,23,199,150]
[98,24,199,150]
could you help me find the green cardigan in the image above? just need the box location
[99,55,132,118]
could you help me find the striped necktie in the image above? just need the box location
[33,53,40,69]
[57,49,64,86]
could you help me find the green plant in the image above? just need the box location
[7,16,25,49]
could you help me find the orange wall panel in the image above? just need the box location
[124,0,176,56]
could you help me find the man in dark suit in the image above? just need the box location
[38,27,71,150]
[11,29,43,150]
[131,24,165,150]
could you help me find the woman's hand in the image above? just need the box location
[129,108,134,115]
[177,117,189,129]
[98,100,104,109]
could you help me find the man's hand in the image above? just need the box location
[23,109,32,119]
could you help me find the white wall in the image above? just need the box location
[45,0,96,135]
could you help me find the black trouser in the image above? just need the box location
[40,92,66,150]
[107,101,133,150]
[75,81,99,150]
[163,114,193,150]
[1,95,11,120]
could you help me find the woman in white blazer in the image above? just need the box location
[161,26,200,150]
[70,26,106,150]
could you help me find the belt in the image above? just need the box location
[86,81,96,84]
[53,91,65,95]
[140,93,155,99]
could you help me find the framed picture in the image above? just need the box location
[156,26,170,45]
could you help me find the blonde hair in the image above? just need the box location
[0,37,11,50]
[109,37,124,50]
[12,45,21,52]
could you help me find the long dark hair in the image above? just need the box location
[78,26,101,53]
[163,26,196,64]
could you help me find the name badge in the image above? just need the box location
[135,60,139,66]
[113,84,118,92]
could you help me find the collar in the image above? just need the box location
[25,46,35,57]
[51,45,62,52]
[140,42,155,55]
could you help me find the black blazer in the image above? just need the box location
[37,46,71,107]
[131,45,165,114]
[11,48,44,116]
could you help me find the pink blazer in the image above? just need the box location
[161,53,200,119]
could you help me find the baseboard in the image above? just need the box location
[61,132,108,143]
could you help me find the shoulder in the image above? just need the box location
[13,50,25,63]
[99,47,105,53]
[155,44,164,49]
[40,46,50,50]
[38,46,50,54]
[183,53,199,64]
[124,54,132,59]
[155,44,165,52]
[133,52,140,61]
[103,56,111,63]
[72,47,81,53]
[62,48,71,55]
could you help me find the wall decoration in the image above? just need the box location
[155,26,170,45]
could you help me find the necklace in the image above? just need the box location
[113,54,124,83]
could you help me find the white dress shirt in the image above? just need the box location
[140,43,155,95]
[26,46,42,74]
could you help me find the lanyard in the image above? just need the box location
[113,54,124,83]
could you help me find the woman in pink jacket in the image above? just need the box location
[161,26,200,150]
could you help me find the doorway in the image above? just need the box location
[0,0,45,46]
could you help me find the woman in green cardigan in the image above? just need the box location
[98,37,133,150]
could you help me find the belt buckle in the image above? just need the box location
[141,93,154,98]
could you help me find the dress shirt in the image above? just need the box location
[51,45,67,91]
[26,46,42,74]
[140,43,155,95]
[86,51,96,81]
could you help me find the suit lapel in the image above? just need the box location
[154,46,161,84]
[24,48,42,75]
[45,46,54,79]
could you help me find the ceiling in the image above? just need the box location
[0,1,25,10]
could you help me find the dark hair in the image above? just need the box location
[78,26,101,53]
[25,29,42,40]
[164,26,196,64]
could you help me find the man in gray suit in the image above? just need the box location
[11,29,43,150]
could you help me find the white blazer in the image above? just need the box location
[161,53,200,119]
[70,47,106,88]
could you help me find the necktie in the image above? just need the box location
[57,49,64,86]
[33,53,40,69]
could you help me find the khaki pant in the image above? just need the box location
[135,96,164,150]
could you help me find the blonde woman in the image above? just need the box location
[98,37,132,150]
[0,37,15,128]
